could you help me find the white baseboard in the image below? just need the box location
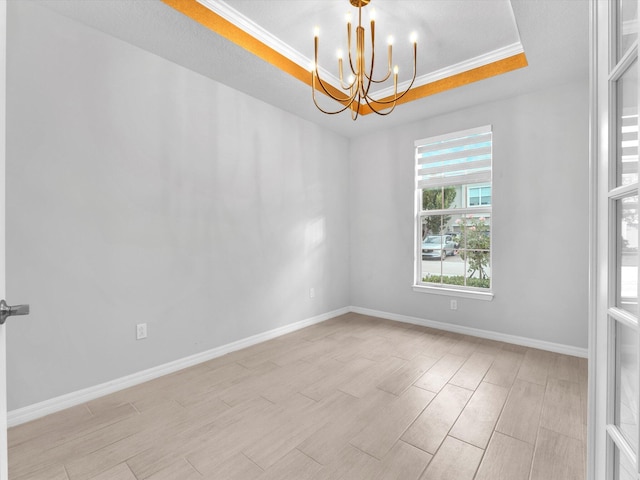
[350,306,588,358]
[8,304,587,427]
[7,307,350,427]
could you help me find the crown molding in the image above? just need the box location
[374,42,525,100]
[197,0,340,86]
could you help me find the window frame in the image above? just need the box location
[413,126,494,301]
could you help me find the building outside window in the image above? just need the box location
[467,185,491,207]
[414,125,493,297]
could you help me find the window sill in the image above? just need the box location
[412,284,494,301]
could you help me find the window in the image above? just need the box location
[414,125,493,298]
[467,185,491,207]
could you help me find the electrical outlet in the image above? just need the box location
[136,323,147,340]
[450,300,458,310]
[309,287,316,298]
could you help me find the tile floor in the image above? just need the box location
[8,313,588,479]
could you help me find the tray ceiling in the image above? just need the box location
[164,0,528,113]
[33,0,589,137]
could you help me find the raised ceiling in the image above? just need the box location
[172,0,527,110]
[36,0,589,138]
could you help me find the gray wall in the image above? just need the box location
[5,2,350,410]
[349,81,589,350]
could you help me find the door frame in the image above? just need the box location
[0,1,8,479]
[592,1,640,479]
[588,0,598,476]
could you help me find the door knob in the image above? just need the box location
[0,300,30,325]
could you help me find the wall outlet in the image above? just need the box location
[136,323,148,340]
[450,300,458,311]
[309,287,316,298]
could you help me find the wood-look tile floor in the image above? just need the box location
[8,313,588,480]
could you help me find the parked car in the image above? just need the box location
[422,234,457,260]
[449,232,461,248]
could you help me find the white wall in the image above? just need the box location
[349,81,589,349]
[5,2,350,410]
[5,2,589,413]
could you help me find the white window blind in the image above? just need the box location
[415,125,492,189]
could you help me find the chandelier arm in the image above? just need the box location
[312,84,356,115]
[365,70,393,84]
[367,44,417,105]
[363,22,392,84]
[366,70,392,84]
[351,92,361,120]
[363,21,393,84]
[312,92,356,115]
[362,72,373,100]
[365,103,397,116]
[366,37,393,83]
[312,73,359,114]
[347,52,356,77]
[315,29,354,94]
[346,21,357,78]
[362,63,398,115]
[363,92,398,116]
[368,72,416,105]
[312,62,355,103]
[339,77,354,91]
[314,68,358,103]
[338,62,355,90]
[363,53,393,83]
[363,13,376,83]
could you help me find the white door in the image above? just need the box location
[594,1,640,479]
[0,1,8,479]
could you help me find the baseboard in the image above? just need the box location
[8,304,587,427]
[349,306,589,358]
[7,306,350,427]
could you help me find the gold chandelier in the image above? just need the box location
[312,0,417,120]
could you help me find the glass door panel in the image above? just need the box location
[619,0,638,61]
[615,443,636,480]
[615,319,639,451]
[617,196,639,314]
[617,59,638,187]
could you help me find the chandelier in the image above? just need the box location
[312,0,417,120]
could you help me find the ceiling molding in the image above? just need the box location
[375,42,525,100]
[353,52,527,115]
[197,0,338,85]
[162,0,528,115]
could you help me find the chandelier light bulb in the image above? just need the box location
[369,8,376,22]
[313,26,320,37]
[393,65,399,75]
[410,31,418,44]
[345,12,352,24]
[337,49,343,59]
[387,35,394,46]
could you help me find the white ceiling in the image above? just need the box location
[37,0,589,138]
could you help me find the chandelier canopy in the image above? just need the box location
[312,0,417,120]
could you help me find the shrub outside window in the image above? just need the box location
[414,125,493,295]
